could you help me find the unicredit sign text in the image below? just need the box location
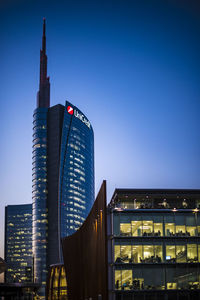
[74,110,91,129]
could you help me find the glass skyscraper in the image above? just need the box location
[4,204,32,283]
[59,102,94,239]
[32,19,94,296]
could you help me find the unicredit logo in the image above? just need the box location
[67,106,74,115]
[74,110,91,129]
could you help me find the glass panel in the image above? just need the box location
[153,215,163,236]
[187,244,198,263]
[187,266,200,289]
[113,214,120,236]
[166,267,177,289]
[142,220,153,236]
[132,245,143,263]
[197,214,200,227]
[165,223,175,237]
[60,267,67,288]
[176,245,186,263]
[198,245,200,263]
[53,268,59,288]
[186,225,197,236]
[175,215,186,236]
[186,214,197,236]
[175,225,186,235]
[154,223,163,236]
[132,268,144,290]
[120,245,131,263]
[176,265,187,289]
[143,245,154,263]
[114,245,121,263]
[122,270,132,290]
[166,245,176,263]
[154,245,163,262]
[131,220,142,237]
[143,267,165,290]
[197,226,200,237]
[120,223,131,237]
[115,270,121,290]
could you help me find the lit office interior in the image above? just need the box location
[47,264,67,300]
[113,211,200,291]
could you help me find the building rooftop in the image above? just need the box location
[109,188,200,210]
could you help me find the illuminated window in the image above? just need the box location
[154,245,163,262]
[176,245,186,263]
[154,219,163,236]
[143,245,154,262]
[166,245,176,262]
[53,268,59,288]
[115,270,121,290]
[176,225,186,235]
[142,220,153,236]
[60,267,67,287]
[187,244,198,262]
[114,245,120,263]
[120,223,131,236]
[165,223,175,237]
[132,245,143,263]
[131,221,142,236]
[120,245,131,263]
[122,270,132,290]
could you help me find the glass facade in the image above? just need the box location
[32,108,48,291]
[5,204,32,283]
[113,212,200,238]
[108,190,200,300]
[32,102,94,295]
[33,22,94,298]
[59,101,94,237]
[46,264,67,300]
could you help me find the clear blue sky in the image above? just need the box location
[0,0,200,259]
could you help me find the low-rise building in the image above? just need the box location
[108,188,200,300]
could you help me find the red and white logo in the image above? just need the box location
[67,106,74,115]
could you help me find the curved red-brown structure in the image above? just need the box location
[62,180,108,300]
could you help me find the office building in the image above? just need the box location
[4,204,32,283]
[32,19,94,295]
[59,184,200,300]
[108,188,200,300]
[0,258,6,277]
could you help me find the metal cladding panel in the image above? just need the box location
[62,180,108,300]
[47,104,64,266]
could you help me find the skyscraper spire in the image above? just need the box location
[37,18,50,108]
[42,18,46,54]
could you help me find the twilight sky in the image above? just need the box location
[0,0,200,259]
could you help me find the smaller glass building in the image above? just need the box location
[108,189,200,300]
[4,204,33,283]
